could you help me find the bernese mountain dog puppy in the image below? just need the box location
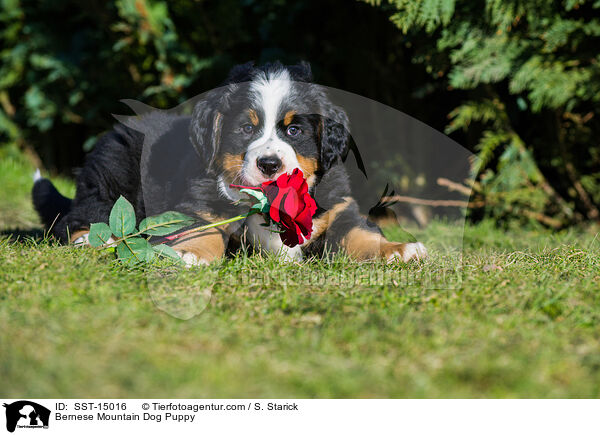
[33,62,426,265]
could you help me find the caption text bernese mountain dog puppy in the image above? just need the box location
[33,62,426,265]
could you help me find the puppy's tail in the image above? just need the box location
[31,169,72,229]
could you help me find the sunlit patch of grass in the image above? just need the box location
[0,144,75,230]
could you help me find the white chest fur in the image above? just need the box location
[217,175,303,261]
[246,214,303,261]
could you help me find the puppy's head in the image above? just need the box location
[190,62,351,200]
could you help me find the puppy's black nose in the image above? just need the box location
[256,155,282,176]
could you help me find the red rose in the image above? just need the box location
[261,168,317,247]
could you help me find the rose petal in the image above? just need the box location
[259,168,317,248]
[295,207,313,237]
[276,172,291,188]
[288,170,305,191]
[262,183,277,202]
[281,221,303,247]
[268,189,286,223]
[281,187,300,219]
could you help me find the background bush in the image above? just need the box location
[1,0,599,227]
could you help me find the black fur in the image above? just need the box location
[32,178,72,229]
[319,105,351,172]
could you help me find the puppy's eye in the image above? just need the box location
[241,124,254,135]
[286,125,301,137]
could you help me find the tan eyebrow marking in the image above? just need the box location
[283,110,296,126]
[248,109,259,126]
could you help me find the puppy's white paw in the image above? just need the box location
[175,250,210,268]
[72,233,90,246]
[403,242,427,262]
[72,233,116,247]
[387,242,427,263]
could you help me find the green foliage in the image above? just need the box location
[88,223,113,248]
[510,55,594,112]
[370,0,600,226]
[368,0,457,34]
[239,188,271,214]
[139,211,194,236]
[116,237,155,263]
[92,194,268,266]
[151,243,182,261]
[2,0,417,174]
[90,196,196,265]
[0,0,221,169]
[109,196,137,238]
[2,0,600,226]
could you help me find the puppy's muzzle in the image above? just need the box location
[256,155,282,177]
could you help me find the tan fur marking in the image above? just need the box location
[248,109,259,126]
[222,152,244,182]
[342,227,384,261]
[205,112,223,168]
[214,112,223,135]
[170,228,225,263]
[342,227,423,262]
[305,197,352,245]
[283,110,296,126]
[297,155,318,187]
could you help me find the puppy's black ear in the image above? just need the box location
[319,104,366,176]
[190,92,224,173]
[224,61,255,84]
[320,105,348,172]
[191,61,257,168]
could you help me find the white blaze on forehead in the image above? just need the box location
[249,69,292,143]
[240,69,301,186]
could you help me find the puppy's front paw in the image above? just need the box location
[72,232,90,246]
[71,231,115,247]
[383,242,427,263]
[175,250,210,268]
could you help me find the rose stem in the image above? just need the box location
[164,210,258,241]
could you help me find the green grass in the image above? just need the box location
[1,144,600,398]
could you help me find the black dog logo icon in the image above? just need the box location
[3,401,50,432]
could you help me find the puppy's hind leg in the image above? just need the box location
[342,228,427,263]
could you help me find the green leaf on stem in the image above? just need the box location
[139,211,194,236]
[239,188,269,213]
[109,195,137,237]
[88,222,113,247]
[116,237,154,263]
[153,244,184,263]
